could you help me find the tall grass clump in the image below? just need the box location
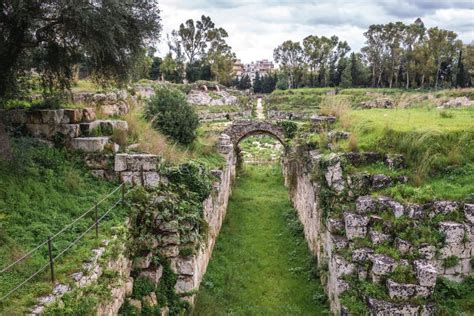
[378,129,474,183]
[319,96,352,129]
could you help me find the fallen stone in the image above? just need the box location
[356,195,377,214]
[371,174,392,189]
[387,279,416,300]
[371,254,397,276]
[432,201,459,217]
[369,231,391,245]
[352,247,374,263]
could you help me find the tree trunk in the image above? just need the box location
[0,121,12,161]
[435,62,441,90]
[406,71,409,89]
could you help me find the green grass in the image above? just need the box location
[192,165,329,315]
[0,138,129,314]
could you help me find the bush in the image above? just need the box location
[277,120,298,139]
[145,86,199,145]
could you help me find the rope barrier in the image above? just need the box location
[0,183,132,302]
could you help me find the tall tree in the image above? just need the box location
[274,40,304,89]
[362,25,385,87]
[0,0,162,98]
[426,27,461,89]
[253,72,262,93]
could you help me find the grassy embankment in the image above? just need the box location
[267,88,473,203]
[193,165,329,315]
[0,139,129,314]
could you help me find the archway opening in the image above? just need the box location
[236,132,285,166]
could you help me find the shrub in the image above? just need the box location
[444,256,460,269]
[145,86,199,145]
[132,276,156,299]
[277,120,298,139]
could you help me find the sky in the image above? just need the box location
[157,0,474,64]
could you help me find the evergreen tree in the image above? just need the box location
[340,61,352,88]
[253,72,262,93]
[238,75,252,90]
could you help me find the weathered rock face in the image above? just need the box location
[187,89,238,106]
[267,110,309,121]
[282,149,474,315]
[442,96,474,108]
[72,91,134,116]
[360,98,394,109]
[199,110,251,122]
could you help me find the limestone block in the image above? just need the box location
[439,221,465,243]
[388,201,404,218]
[432,201,459,218]
[335,278,350,295]
[371,254,396,276]
[3,109,27,125]
[356,195,377,214]
[133,253,153,270]
[128,299,142,313]
[352,247,374,263]
[464,204,474,224]
[160,233,180,246]
[127,154,158,171]
[326,218,344,233]
[37,109,65,124]
[418,244,436,260]
[385,154,405,170]
[160,306,170,316]
[331,235,349,250]
[63,109,83,123]
[461,258,472,274]
[414,260,437,287]
[26,124,56,139]
[395,238,412,254]
[139,266,163,284]
[144,172,160,187]
[406,203,425,219]
[344,212,369,240]
[84,154,113,169]
[114,153,128,172]
[371,174,392,189]
[344,212,369,227]
[159,245,179,258]
[120,171,142,185]
[58,124,80,138]
[143,292,158,307]
[439,242,465,259]
[368,297,419,316]
[324,157,345,193]
[176,257,196,276]
[369,231,391,245]
[82,108,96,122]
[70,137,109,152]
[331,255,355,278]
[175,276,195,293]
[387,279,416,299]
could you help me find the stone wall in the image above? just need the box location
[267,110,309,121]
[283,150,474,315]
[198,110,251,122]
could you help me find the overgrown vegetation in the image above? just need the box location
[145,86,199,145]
[192,165,329,315]
[0,138,128,314]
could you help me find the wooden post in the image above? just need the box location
[47,236,55,284]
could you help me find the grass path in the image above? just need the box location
[192,165,329,315]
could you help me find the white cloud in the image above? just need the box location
[156,0,474,63]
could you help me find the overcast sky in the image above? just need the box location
[157,0,474,64]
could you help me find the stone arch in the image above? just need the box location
[222,120,287,148]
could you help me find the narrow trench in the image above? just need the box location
[192,153,329,314]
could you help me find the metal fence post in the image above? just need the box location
[47,236,55,284]
[95,204,99,239]
[121,183,125,206]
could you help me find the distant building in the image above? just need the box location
[234,59,275,83]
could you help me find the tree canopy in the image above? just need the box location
[0,0,162,99]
